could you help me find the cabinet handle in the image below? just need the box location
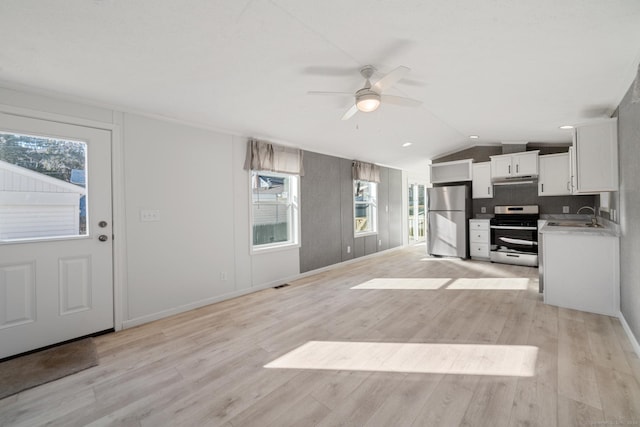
[487,186,490,195]
[541,183,544,193]
[508,165,511,174]
[516,164,519,173]
[567,181,570,191]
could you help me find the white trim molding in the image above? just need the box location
[618,311,640,358]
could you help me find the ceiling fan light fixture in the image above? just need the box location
[355,91,381,112]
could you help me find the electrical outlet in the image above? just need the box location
[347,245,351,254]
[140,209,160,222]
[562,206,570,214]
[379,239,382,246]
[220,272,227,281]
[481,207,486,213]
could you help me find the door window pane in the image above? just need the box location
[418,185,426,238]
[408,184,427,242]
[0,131,87,241]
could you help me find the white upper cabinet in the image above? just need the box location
[571,118,618,194]
[490,150,539,180]
[512,151,539,176]
[491,156,513,179]
[538,153,571,196]
[472,162,493,199]
[429,159,473,184]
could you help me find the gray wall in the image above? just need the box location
[617,81,640,345]
[299,151,403,273]
[433,144,595,216]
[388,168,404,248]
[299,151,343,272]
[472,184,595,217]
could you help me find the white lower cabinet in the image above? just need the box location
[542,231,619,316]
[469,219,490,260]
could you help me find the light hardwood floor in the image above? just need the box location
[2,245,640,426]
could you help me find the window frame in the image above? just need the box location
[249,170,300,254]
[353,179,378,237]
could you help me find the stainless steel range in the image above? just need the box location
[490,205,539,267]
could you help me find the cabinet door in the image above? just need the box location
[573,119,618,193]
[490,156,513,178]
[513,151,538,176]
[539,153,571,196]
[472,162,493,199]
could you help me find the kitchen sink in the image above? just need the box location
[546,221,603,228]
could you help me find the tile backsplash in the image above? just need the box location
[472,182,596,216]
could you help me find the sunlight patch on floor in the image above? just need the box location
[265,341,538,377]
[351,278,451,290]
[446,278,530,290]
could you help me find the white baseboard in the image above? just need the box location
[121,245,407,330]
[618,311,640,358]
[294,245,407,279]
[122,282,275,329]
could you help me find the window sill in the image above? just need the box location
[251,241,300,255]
[354,232,378,238]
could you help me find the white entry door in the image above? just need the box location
[0,113,114,359]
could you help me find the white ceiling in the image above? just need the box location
[1,0,639,173]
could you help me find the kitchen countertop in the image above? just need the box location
[538,217,620,237]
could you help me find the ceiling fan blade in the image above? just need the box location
[381,95,422,107]
[307,91,353,97]
[341,104,359,120]
[373,66,410,92]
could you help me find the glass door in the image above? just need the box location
[408,183,426,243]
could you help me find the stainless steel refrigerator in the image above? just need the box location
[427,185,470,258]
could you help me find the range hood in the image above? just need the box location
[493,178,537,186]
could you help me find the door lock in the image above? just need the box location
[98,221,108,228]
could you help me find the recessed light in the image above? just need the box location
[559,125,574,130]
[469,135,479,139]
[402,142,412,147]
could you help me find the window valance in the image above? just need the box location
[352,160,380,183]
[243,138,304,176]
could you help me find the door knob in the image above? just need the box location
[98,235,109,242]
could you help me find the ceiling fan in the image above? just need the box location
[308,65,422,120]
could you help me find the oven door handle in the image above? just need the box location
[490,225,538,230]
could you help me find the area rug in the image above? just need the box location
[0,338,98,400]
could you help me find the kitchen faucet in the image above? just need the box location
[577,206,597,224]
